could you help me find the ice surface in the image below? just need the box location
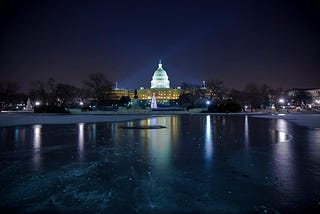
[0,115,319,213]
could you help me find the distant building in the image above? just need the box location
[287,88,320,107]
[108,82,129,100]
[306,88,320,107]
[150,60,170,89]
[131,60,182,106]
[133,88,181,101]
[110,88,129,100]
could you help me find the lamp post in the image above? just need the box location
[278,98,285,111]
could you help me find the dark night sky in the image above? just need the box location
[1,0,319,90]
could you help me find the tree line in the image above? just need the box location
[179,80,312,112]
[0,72,114,110]
[0,72,313,112]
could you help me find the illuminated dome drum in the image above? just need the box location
[151,60,170,88]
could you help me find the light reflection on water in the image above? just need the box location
[132,117,174,174]
[149,120,171,174]
[14,127,26,144]
[14,128,19,144]
[32,124,42,171]
[205,115,213,166]
[1,115,320,212]
[272,119,296,201]
[244,115,249,146]
[88,124,96,144]
[78,123,84,161]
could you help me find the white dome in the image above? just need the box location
[151,60,170,88]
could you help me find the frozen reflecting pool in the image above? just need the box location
[0,115,319,213]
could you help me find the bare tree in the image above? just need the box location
[56,83,80,105]
[28,80,48,104]
[83,73,113,106]
[206,79,227,101]
[0,81,23,107]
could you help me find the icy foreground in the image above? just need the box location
[0,115,320,213]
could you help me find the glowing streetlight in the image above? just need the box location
[278,98,285,103]
[35,101,41,106]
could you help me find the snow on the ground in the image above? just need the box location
[0,113,151,127]
[252,112,320,129]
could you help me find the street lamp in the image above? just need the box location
[278,98,286,111]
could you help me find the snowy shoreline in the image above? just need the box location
[0,113,152,127]
[0,111,319,129]
[251,113,320,129]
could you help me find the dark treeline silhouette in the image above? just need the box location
[0,75,313,112]
[0,72,114,111]
[178,80,310,112]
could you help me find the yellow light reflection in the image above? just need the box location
[148,117,171,174]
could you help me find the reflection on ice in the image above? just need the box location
[204,115,213,164]
[32,125,42,171]
[88,124,96,144]
[147,118,171,174]
[14,128,19,144]
[272,119,296,198]
[78,123,84,161]
[244,115,249,146]
[276,119,292,143]
[278,131,287,143]
[33,125,41,149]
[0,115,319,213]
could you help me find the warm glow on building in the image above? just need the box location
[109,88,129,100]
[129,88,181,101]
[110,60,182,104]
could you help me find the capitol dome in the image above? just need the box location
[150,60,170,88]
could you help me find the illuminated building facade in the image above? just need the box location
[131,88,181,101]
[110,61,182,106]
[134,61,181,105]
[108,88,129,100]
